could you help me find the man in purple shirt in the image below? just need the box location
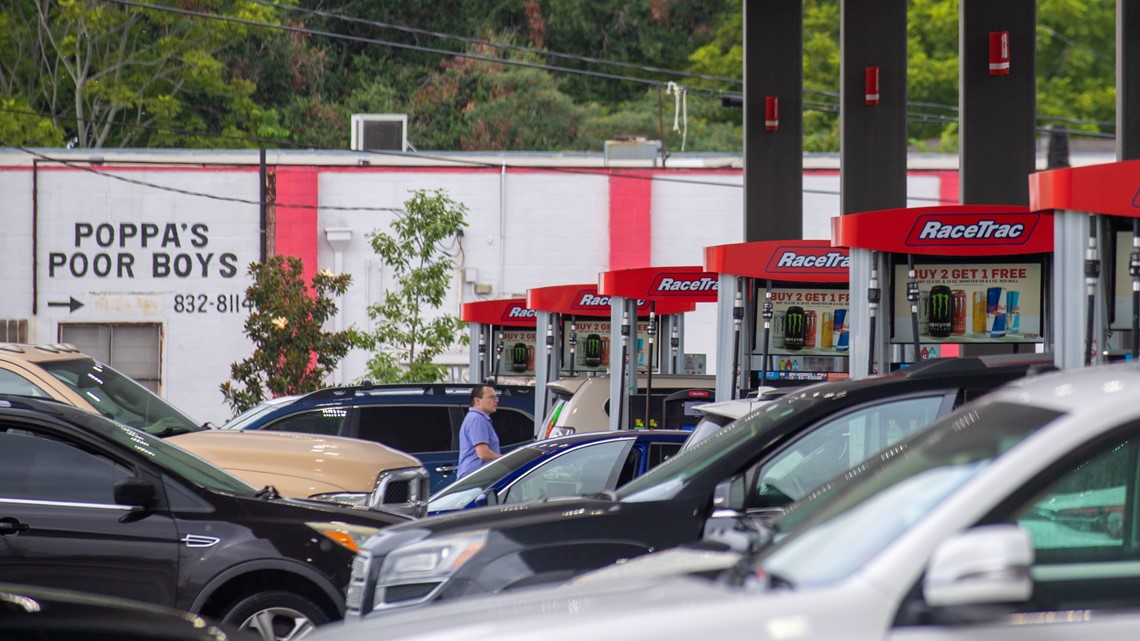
[457,384,501,479]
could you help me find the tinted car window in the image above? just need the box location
[358,406,452,453]
[262,407,348,436]
[0,370,52,398]
[494,408,537,446]
[755,395,946,504]
[504,439,631,504]
[648,442,682,467]
[0,431,131,504]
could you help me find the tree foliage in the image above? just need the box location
[221,255,353,414]
[358,189,469,383]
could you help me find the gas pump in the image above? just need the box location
[460,298,536,384]
[832,205,1054,372]
[705,240,852,390]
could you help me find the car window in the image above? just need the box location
[262,407,348,436]
[1007,431,1140,565]
[0,429,131,504]
[503,439,632,504]
[358,405,452,453]
[494,408,537,446]
[648,442,683,467]
[0,369,53,398]
[755,395,947,506]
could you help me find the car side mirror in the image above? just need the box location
[924,525,1033,608]
[481,488,500,506]
[113,476,157,509]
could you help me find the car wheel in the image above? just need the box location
[220,591,329,641]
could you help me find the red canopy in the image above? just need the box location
[527,283,695,317]
[460,298,536,327]
[831,205,1051,256]
[1030,159,1140,217]
[598,265,719,304]
[704,240,849,283]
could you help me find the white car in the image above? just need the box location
[308,363,1140,641]
[682,386,784,451]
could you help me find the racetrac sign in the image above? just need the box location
[831,206,1052,257]
[571,289,647,311]
[648,274,719,296]
[501,304,537,322]
[765,246,850,277]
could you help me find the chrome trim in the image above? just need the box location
[181,534,221,548]
[0,497,129,511]
[372,467,430,518]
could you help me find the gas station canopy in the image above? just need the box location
[526,283,696,316]
[705,239,849,282]
[597,265,720,304]
[460,298,536,327]
[832,205,1051,256]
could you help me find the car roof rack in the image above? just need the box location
[299,382,535,402]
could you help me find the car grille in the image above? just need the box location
[382,481,409,504]
[382,583,439,604]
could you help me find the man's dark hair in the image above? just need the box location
[469,384,489,405]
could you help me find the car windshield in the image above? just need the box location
[41,358,202,437]
[218,397,295,431]
[72,410,258,494]
[682,413,736,452]
[755,400,1062,588]
[428,445,549,512]
[616,400,804,502]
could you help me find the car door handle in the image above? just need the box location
[435,466,457,473]
[0,517,30,536]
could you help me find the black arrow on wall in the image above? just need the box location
[47,297,84,313]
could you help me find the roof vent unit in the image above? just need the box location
[604,137,661,167]
[351,114,409,152]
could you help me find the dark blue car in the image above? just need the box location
[219,383,537,492]
[426,430,690,516]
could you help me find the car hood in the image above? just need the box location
[376,495,618,538]
[168,430,422,497]
[317,573,891,641]
[566,545,745,586]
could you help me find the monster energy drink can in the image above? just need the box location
[584,333,603,367]
[771,311,786,349]
[784,306,806,351]
[511,342,529,372]
[917,290,930,336]
[928,285,953,338]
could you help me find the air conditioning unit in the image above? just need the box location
[604,137,661,167]
[351,114,409,152]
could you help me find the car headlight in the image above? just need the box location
[307,521,385,553]
[378,530,488,584]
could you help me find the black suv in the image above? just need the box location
[220,383,537,492]
[346,354,1054,619]
[0,396,411,641]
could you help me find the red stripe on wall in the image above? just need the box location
[937,170,960,205]
[274,167,319,285]
[609,171,652,270]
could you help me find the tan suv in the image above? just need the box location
[541,373,716,438]
[0,343,428,516]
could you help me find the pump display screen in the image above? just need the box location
[890,259,1044,345]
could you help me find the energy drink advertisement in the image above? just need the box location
[755,286,851,356]
[561,320,654,373]
[499,330,537,376]
[891,262,1042,344]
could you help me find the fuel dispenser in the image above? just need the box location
[460,298,537,384]
[832,205,1054,376]
[1028,158,1140,368]
[704,240,851,397]
[597,266,719,431]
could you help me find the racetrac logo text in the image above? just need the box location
[571,291,647,310]
[501,305,537,322]
[765,247,850,275]
[648,274,719,297]
[906,214,1038,247]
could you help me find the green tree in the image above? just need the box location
[358,189,469,383]
[0,0,289,148]
[221,255,353,414]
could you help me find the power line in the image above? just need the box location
[101,0,738,102]
[245,0,743,88]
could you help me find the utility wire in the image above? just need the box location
[101,0,736,101]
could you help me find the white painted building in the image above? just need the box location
[0,147,1090,425]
